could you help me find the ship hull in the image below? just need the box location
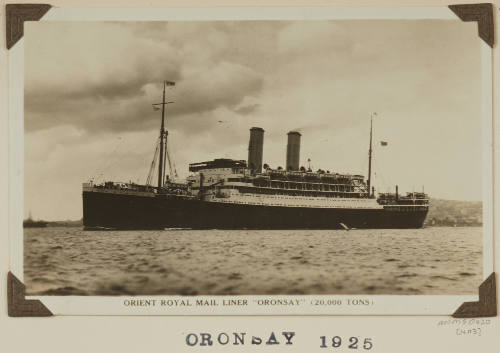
[83,190,428,230]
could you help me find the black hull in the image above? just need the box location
[83,191,428,230]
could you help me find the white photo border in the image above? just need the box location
[8,6,494,316]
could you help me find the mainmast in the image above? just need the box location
[367,113,374,197]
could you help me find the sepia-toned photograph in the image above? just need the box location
[23,19,484,297]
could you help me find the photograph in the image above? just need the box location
[23,19,484,297]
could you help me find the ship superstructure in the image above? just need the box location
[186,157,427,211]
[82,82,429,230]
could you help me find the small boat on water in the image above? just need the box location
[23,211,48,228]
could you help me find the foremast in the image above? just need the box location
[153,81,175,189]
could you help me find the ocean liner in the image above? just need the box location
[82,82,429,230]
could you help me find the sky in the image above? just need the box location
[24,20,482,221]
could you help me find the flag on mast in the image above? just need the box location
[165,81,176,86]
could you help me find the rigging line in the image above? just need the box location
[151,135,162,184]
[130,134,160,185]
[150,148,160,187]
[96,132,153,184]
[166,137,178,179]
[89,136,125,182]
[146,145,153,185]
[165,138,174,182]
[152,138,161,185]
[146,137,161,186]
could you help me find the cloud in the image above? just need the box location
[234,103,260,116]
[25,22,264,134]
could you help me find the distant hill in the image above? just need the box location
[426,198,482,227]
[46,219,83,227]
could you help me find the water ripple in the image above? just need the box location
[24,227,483,295]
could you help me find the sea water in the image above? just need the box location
[24,227,482,295]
